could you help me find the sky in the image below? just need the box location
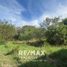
[0,0,67,27]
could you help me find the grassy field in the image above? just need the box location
[0,41,67,67]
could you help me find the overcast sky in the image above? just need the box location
[0,0,67,26]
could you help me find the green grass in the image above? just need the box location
[0,41,67,67]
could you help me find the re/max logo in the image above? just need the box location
[18,50,46,56]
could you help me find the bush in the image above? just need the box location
[45,29,64,45]
[0,21,16,41]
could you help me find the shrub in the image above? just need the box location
[45,29,64,45]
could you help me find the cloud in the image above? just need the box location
[0,0,26,25]
[0,0,42,27]
[0,0,39,27]
[16,3,67,27]
[40,3,67,21]
[55,4,67,18]
[0,0,25,12]
[0,0,67,27]
[16,19,39,27]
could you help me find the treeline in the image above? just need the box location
[0,17,67,45]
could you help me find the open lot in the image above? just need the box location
[0,41,67,67]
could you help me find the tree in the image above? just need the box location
[17,26,37,41]
[62,18,67,25]
[40,17,59,29]
[0,21,16,41]
[40,17,67,45]
[45,26,64,45]
[15,25,46,42]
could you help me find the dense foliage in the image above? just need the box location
[0,21,16,41]
[0,17,67,45]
